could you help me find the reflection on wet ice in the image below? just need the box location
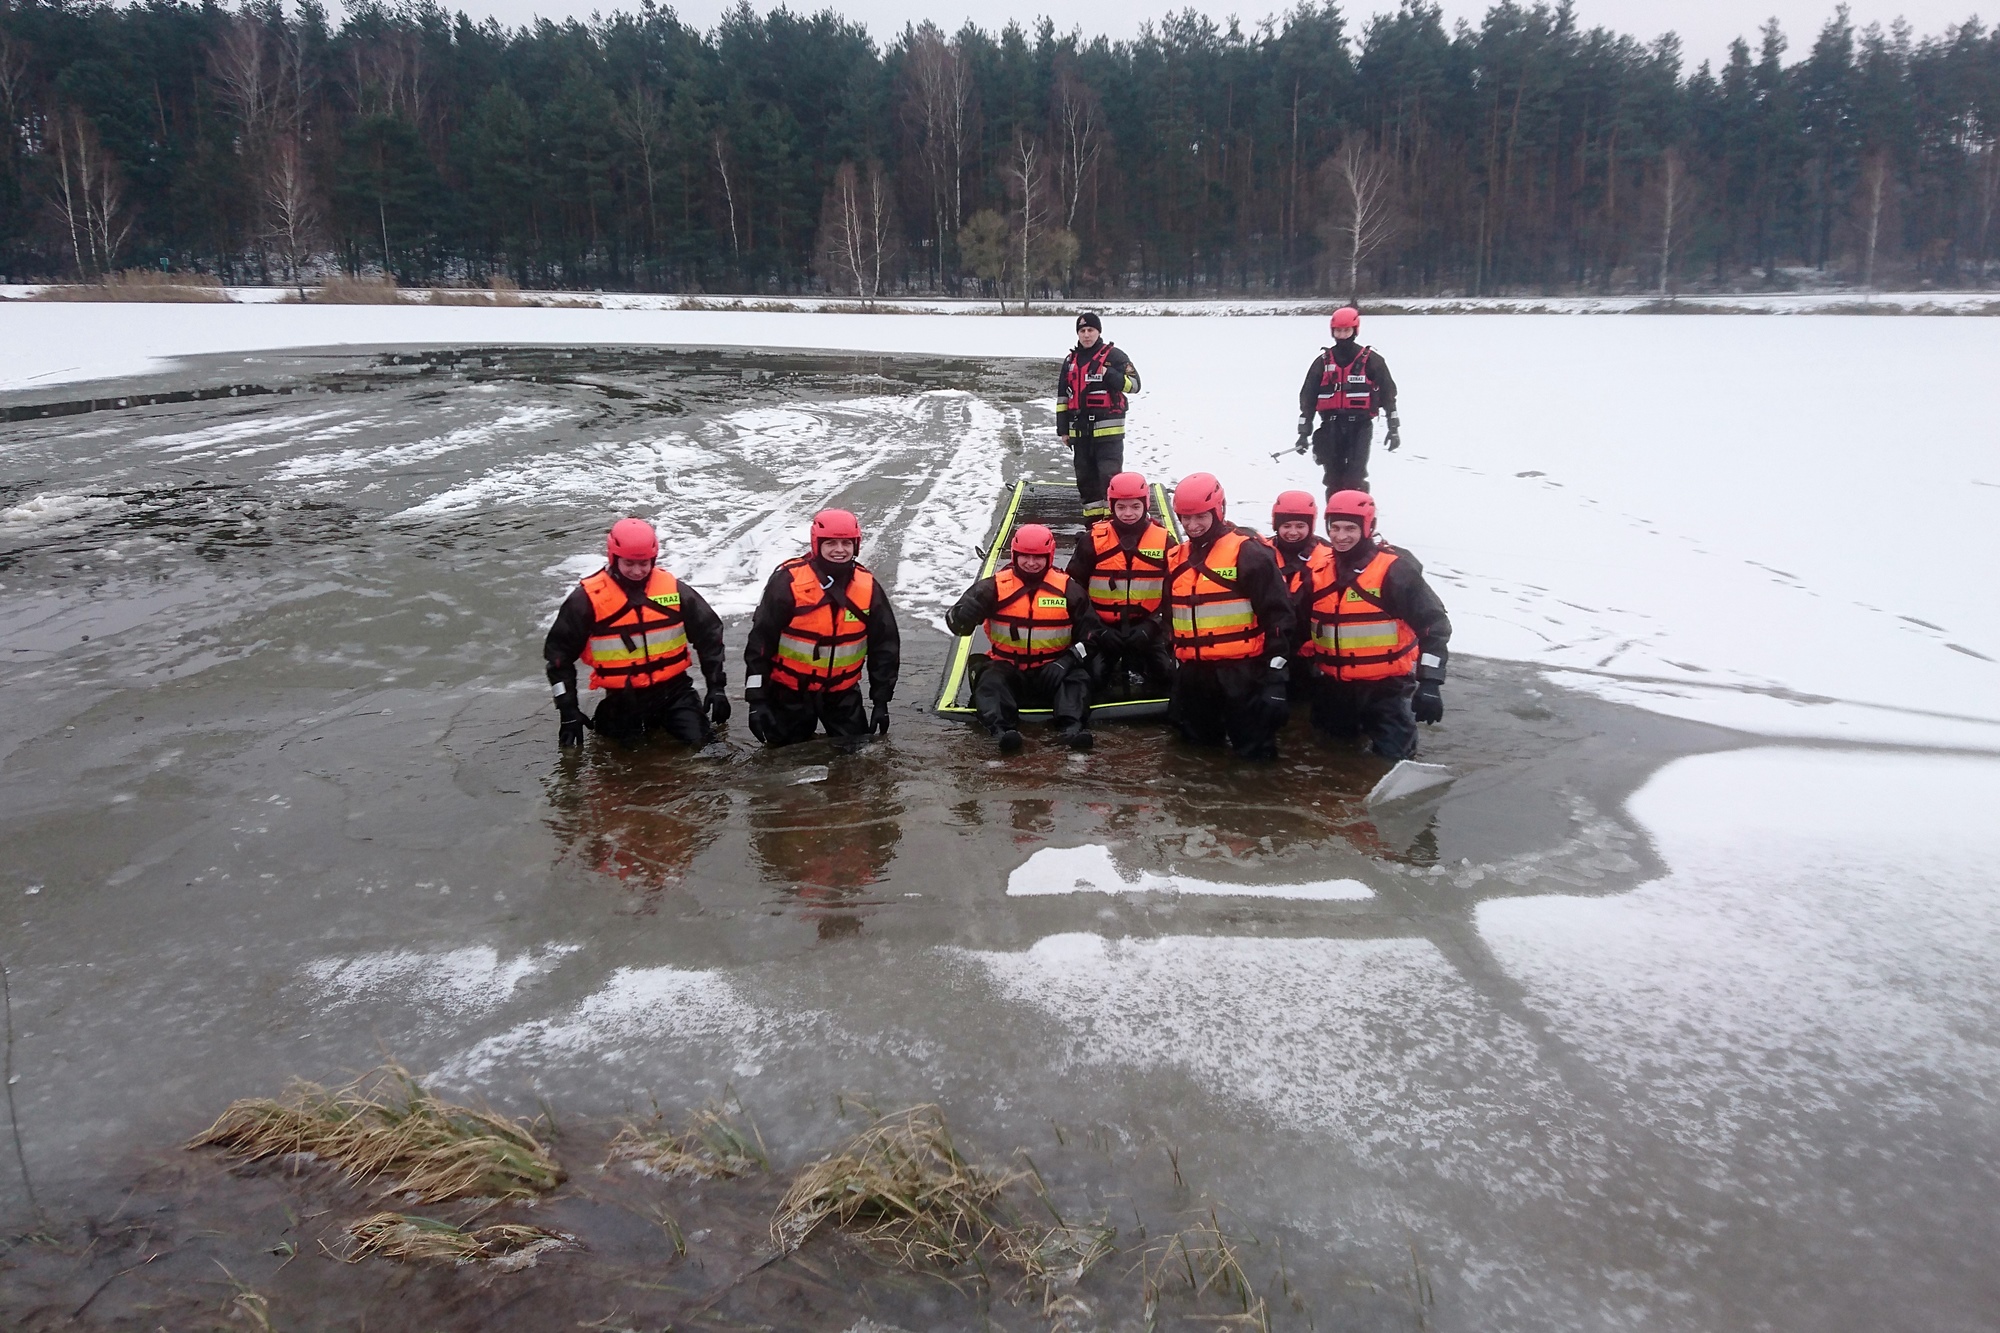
[748,763,905,940]
[542,748,729,913]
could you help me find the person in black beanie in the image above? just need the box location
[1056,312,1141,519]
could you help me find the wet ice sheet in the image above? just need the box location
[1007,842,1373,900]
[6,307,1997,742]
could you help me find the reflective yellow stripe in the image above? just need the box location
[1335,620,1403,650]
[1172,598,1254,635]
[1090,575,1164,604]
[587,626,687,666]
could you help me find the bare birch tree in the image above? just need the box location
[1656,145,1693,297]
[1858,148,1891,291]
[615,84,667,250]
[47,109,133,277]
[713,133,740,258]
[816,159,898,302]
[263,136,320,296]
[1327,137,1396,302]
[1051,64,1103,232]
[902,23,970,281]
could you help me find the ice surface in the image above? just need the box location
[5,306,1996,743]
[1007,842,1373,900]
[1365,759,1456,806]
[303,944,577,1018]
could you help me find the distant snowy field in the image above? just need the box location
[4,302,1996,746]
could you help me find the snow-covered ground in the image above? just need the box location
[5,303,1995,745]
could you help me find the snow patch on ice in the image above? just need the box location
[303,944,576,1018]
[889,394,1015,630]
[1007,843,1372,901]
[142,408,355,455]
[957,932,1570,1179]
[270,404,570,479]
[1479,746,2000,1177]
[0,492,113,530]
[439,964,807,1082]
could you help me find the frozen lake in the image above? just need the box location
[2,314,1998,1330]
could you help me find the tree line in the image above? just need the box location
[1,0,1997,297]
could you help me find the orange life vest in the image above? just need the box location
[1085,519,1169,621]
[1267,534,1333,598]
[580,567,690,689]
[1315,346,1379,416]
[985,567,1077,667]
[1165,529,1266,662]
[769,558,876,693]
[1308,547,1419,681]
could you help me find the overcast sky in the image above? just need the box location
[438,0,1984,70]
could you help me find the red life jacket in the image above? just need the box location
[1085,519,1170,621]
[1064,342,1127,415]
[985,567,1077,667]
[1307,547,1419,681]
[579,567,691,689]
[1315,346,1379,416]
[768,558,876,693]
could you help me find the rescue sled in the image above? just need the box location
[934,479,1185,721]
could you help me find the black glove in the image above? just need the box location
[1295,417,1311,454]
[1413,678,1443,724]
[705,690,731,725]
[1262,657,1291,705]
[871,701,890,735]
[556,694,591,748]
[1385,414,1402,452]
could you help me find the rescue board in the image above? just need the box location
[1364,760,1455,807]
[933,479,1184,721]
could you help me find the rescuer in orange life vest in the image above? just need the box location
[1164,473,1296,760]
[1303,490,1452,760]
[1065,470,1175,699]
[1056,312,1141,520]
[1265,488,1333,701]
[1294,306,1399,495]
[743,508,901,748]
[543,517,731,749]
[944,523,1095,753]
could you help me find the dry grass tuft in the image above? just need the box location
[340,1212,573,1269]
[1139,1212,1269,1330]
[772,1104,1114,1300]
[310,273,404,304]
[608,1102,768,1181]
[426,276,528,307]
[33,270,230,302]
[188,1063,563,1203]
[773,1104,1018,1267]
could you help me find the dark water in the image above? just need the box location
[18,347,1973,1332]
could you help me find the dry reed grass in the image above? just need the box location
[608,1102,768,1181]
[772,1104,1114,1300]
[32,270,230,302]
[426,276,527,306]
[309,273,404,304]
[1139,1212,1269,1331]
[188,1063,563,1203]
[340,1212,573,1269]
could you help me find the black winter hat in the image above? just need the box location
[1075,311,1103,332]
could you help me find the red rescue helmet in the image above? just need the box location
[811,508,862,555]
[605,517,659,561]
[1172,472,1227,521]
[1324,489,1377,538]
[1330,306,1361,336]
[1271,489,1319,524]
[1012,523,1056,557]
[1105,471,1150,503]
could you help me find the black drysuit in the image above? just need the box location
[1302,537,1452,760]
[1055,341,1141,511]
[544,570,727,746]
[1166,523,1295,760]
[944,566,1094,735]
[1298,342,1398,495]
[1066,519,1175,696]
[742,556,901,747]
